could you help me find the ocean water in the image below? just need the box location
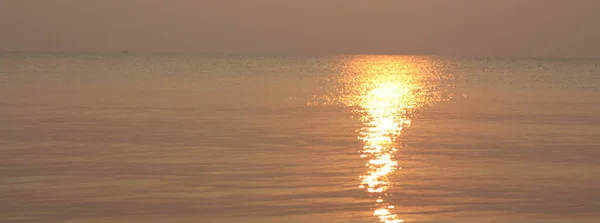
[0,53,599,223]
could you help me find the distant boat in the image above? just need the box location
[122,50,129,54]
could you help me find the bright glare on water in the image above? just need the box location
[329,56,454,222]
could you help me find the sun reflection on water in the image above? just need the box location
[333,55,452,222]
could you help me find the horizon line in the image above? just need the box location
[1,50,598,60]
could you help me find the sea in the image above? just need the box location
[1,53,599,223]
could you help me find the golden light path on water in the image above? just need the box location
[334,56,451,223]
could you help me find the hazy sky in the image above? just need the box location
[1,0,599,57]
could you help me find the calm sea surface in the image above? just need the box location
[1,53,599,223]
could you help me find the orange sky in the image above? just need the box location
[1,0,599,57]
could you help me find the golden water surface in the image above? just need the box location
[337,56,451,222]
[3,54,599,223]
